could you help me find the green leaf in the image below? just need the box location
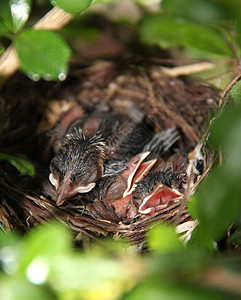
[10,0,31,33]
[13,29,72,81]
[138,14,232,56]
[191,167,241,246]
[0,46,5,55]
[0,0,31,35]
[0,21,10,36]
[181,22,232,56]
[0,230,19,248]
[0,0,13,34]
[0,153,35,176]
[149,249,209,279]
[138,15,184,49]
[18,221,72,274]
[0,277,55,300]
[187,195,199,219]
[224,120,241,181]
[234,20,241,49]
[124,279,241,300]
[0,24,9,36]
[190,102,241,247]
[50,255,124,291]
[162,0,229,24]
[147,224,184,254]
[51,0,94,14]
[229,229,241,244]
[187,224,218,250]
[210,103,241,182]
[230,81,241,103]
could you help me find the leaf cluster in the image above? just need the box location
[0,0,240,80]
[188,82,241,249]
[138,0,241,59]
[0,0,97,80]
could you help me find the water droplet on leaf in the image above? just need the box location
[44,74,53,81]
[58,72,67,81]
[28,72,40,81]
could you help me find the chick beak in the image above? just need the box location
[104,152,151,205]
[55,173,96,206]
[105,152,156,220]
[139,183,182,215]
[56,173,72,206]
[126,158,157,195]
[108,157,157,219]
[122,152,155,197]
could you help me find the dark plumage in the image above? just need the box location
[87,175,118,202]
[143,127,180,159]
[88,152,150,202]
[132,170,179,208]
[47,102,187,214]
[98,113,154,160]
[108,120,153,160]
[134,170,179,197]
[49,129,106,205]
[48,102,155,206]
[51,129,106,178]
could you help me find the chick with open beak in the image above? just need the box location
[49,129,106,206]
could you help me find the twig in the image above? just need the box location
[160,62,216,77]
[33,6,72,30]
[0,45,19,78]
[218,68,241,107]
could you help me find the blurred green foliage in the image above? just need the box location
[162,0,240,23]
[138,14,233,57]
[230,81,241,101]
[0,0,99,80]
[0,153,35,176]
[147,223,184,254]
[138,0,241,59]
[52,0,94,14]
[1,219,241,299]
[188,83,241,248]
[0,0,240,80]
[0,0,31,35]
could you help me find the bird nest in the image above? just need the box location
[0,59,218,248]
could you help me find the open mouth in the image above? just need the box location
[106,152,184,220]
[138,183,182,215]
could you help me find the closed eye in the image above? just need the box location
[88,170,98,182]
[72,170,97,184]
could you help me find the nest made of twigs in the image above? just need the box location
[0,59,218,247]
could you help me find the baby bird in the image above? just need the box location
[48,103,153,206]
[49,129,106,206]
[86,152,157,221]
[132,170,183,216]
